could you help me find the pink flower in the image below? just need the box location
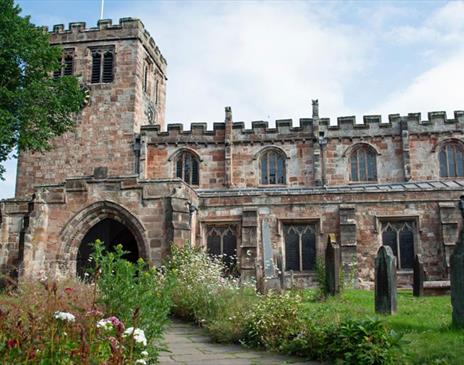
[64,287,73,294]
[7,339,18,349]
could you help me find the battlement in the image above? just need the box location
[47,18,167,69]
[141,109,464,143]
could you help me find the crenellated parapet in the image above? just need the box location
[142,109,464,145]
[141,118,315,146]
[320,111,464,138]
[47,18,167,72]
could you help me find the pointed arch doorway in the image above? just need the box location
[76,218,140,278]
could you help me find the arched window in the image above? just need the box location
[260,149,286,185]
[176,151,199,185]
[439,142,464,177]
[53,51,74,78]
[350,145,377,182]
[91,48,114,84]
[381,221,415,270]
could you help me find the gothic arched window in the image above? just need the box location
[91,48,114,84]
[176,151,199,185]
[53,50,74,78]
[439,142,464,178]
[350,145,377,182]
[260,149,286,185]
[381,221,415,270]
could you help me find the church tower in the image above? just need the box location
[15,18,167,197]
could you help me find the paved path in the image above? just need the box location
[159,319,318,365]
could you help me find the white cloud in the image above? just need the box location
[387,1,464,46]
[116,1,370,126]
[372,49,464,118]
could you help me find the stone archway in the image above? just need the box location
[76,218,140,278]
[58,201,148,276]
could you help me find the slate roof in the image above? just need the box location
[197,180,464,197]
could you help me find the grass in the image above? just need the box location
[300,289,464,364]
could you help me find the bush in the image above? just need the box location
[167,246,403,364]
[241,291,303,350]
[325,318,403,365]
[91,240,173,361]
[166,246,241,323]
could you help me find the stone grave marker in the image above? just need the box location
[325,233,341,296]
[261,219,280,291]
[375,245,397,314]
[451,229,464,327]
[413,254,424,297]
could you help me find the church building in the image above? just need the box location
[1,18,464,288]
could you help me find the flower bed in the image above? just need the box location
[167,247,402,365]
[0,241,172,364]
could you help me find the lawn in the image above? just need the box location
[301,289,464,364]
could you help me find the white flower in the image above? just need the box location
[135,360,147,365]
[54,311,75,322]
[141,350,149,357]
[123,327,147,346]
[96,319,113,330]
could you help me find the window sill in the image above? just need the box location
[284,271,315,276]
[258,184,287,188]
[348,181,378,185]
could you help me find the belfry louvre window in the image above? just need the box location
[261,149,286,185]
[439,142,464,178]
[206,225,238,272]
[284,224,316,271]
[53,51,74,78]
[176,151,199,185]
[381,221,415,270]
[91,48,114,84]
[350,145,377,182]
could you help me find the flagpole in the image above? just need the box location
[100,0,105,20]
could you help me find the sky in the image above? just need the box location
[1,0,464,199]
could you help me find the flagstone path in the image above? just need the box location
[159,319,319,365]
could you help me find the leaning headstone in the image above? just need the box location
[325,233,341,296]
[413,254,425,297]
[375,245,397,315]
[450,229,464,327]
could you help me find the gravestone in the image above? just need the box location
[413,254,425,297]
[451,196,464,327]
[375,245,397,315]
[450,230,464,327]
[325,233,341,296]
[261,220,280,291]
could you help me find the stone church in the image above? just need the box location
[1,18,464,287]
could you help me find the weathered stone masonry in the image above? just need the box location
[1,18,464,288]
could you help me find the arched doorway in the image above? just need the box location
[76,218,140,278]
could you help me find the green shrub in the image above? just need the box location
[166,245,241,324]
[325,318,403,365]
[167,246,401,364]
[91,240,173,361]
[241,291,303,351]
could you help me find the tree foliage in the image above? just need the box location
[0,0,84,178]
